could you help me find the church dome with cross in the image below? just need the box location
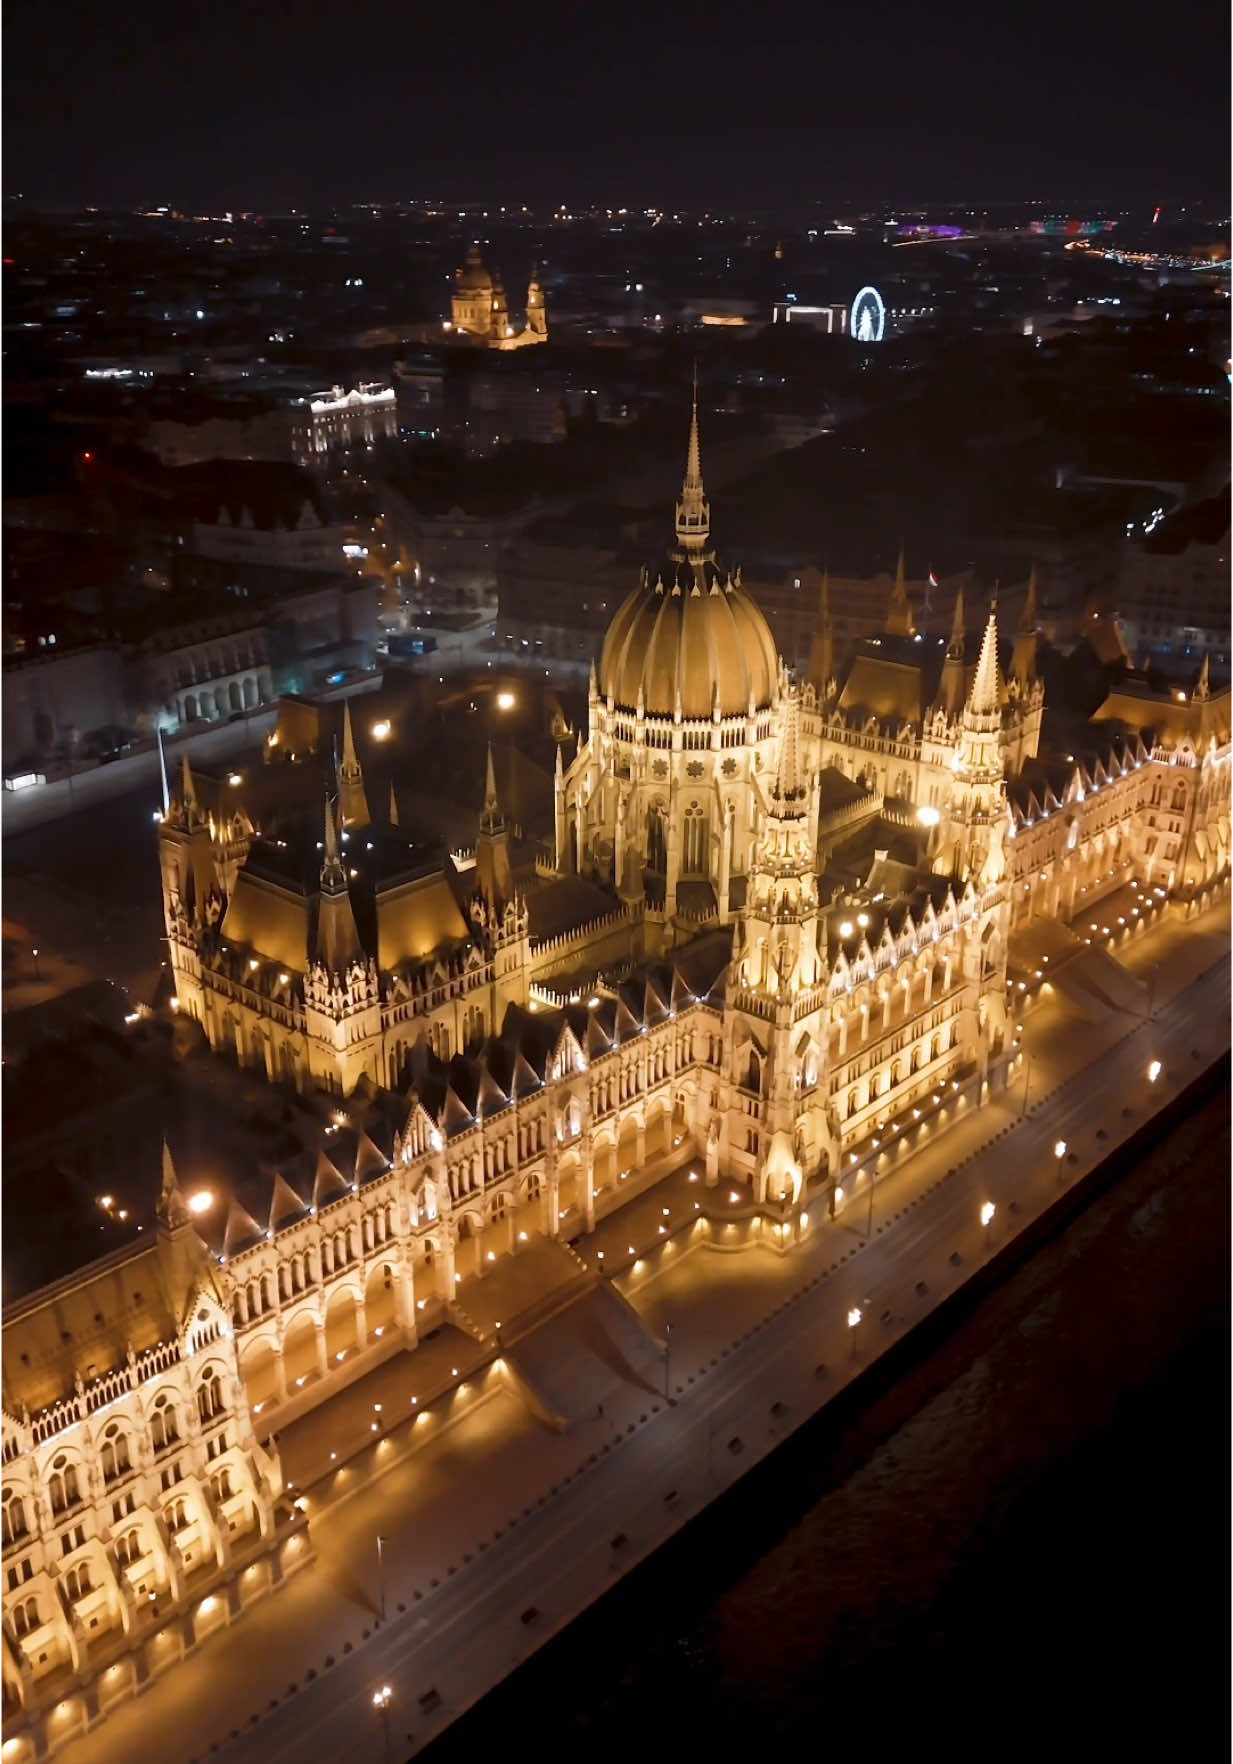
[596,395,778,719]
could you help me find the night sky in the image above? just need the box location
[6,0,1230,212]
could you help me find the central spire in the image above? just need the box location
[674,367,710,554]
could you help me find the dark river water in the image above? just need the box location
[426,1071,1230,1761]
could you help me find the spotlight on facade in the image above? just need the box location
[916,805,941,828]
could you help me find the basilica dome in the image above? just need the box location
[599,558,780,719]
[456,244,493,292]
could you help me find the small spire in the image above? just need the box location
[1195,652,1211,701]
[388,780,399,826]
[771,693,805,808]
[887,550,914,636]
[588,657,598,699]
[157,1140,189,1231]
[479,742,504,835]
[1019,566,1039,634]
[554,741,564,778]
[966,609,1003,718]
[180,753,198,817]
[947,584,966,658]
[341,701,360,777]
[321,793,347,890]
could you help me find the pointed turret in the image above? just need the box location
[157,1140,190,1232]
[674,369,710,555]
[1009,567,1040,687]
[935,585,967,716]
[180,753,199,822]
[388,780,400,827]
[338,702,370,829]
[966,608,1004,723]
[525,264,547,340]
[770,692,806,812]
[476,743,513,911]
[807,568,835,696]
[886,547,914,636]
[315,792,363,976]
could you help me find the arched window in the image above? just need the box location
[166,1497,190,1533]
[2,1491,28,1545]
[490,1192,508,1224]
[48,1456,80,1515]
[211,1467,234,1503]
[66,1563,92,1602]
[150,1394,179,1453]
[744,1050,761,1094]
[101,1424,131,1484]
[117,1530,143,1567]
[197,1372,223,1423]
[646,803,667,874]
[13,1597,39,1638]
[683,803,709,876]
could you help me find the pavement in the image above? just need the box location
[43,898,1231,1764]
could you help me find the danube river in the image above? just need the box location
[427,1071,1229,1758]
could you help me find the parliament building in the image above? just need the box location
[3,400,1228,1755]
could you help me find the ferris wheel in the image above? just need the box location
[850,285,885,343]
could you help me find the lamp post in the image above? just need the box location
[376,1534,387,1622]
[31,947,40,982]
[372,1685,393,1764]
[980,1200,996,1250]
[663,1321,672,1400]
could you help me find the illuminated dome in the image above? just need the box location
[599,560,779,719]
[456,244,493,292]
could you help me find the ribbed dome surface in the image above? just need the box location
[599,562,779,718]
[456,246,493,291]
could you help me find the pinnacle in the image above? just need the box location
[966,609,1003,718]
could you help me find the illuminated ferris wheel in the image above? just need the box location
[850,285,885,343]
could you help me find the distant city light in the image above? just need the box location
[496,691,516,711]
[372,720,391,740]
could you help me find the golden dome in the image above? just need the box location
[599,562,779,718]
[456,244,493,292]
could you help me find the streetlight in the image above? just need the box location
[847,1306,862,1329]
[495,690,516,711]
[376,1534,387,1621]
[31,947,40,981]
[980,1201,995,1250]
[1053,1140,1067,1160]
[372,1685,393,1764]
[372,720,392,741]
[1147,1059,1163,1083]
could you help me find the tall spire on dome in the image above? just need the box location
[966,606,1004,720]
[476,742,512,909]
[674,367,710,555]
